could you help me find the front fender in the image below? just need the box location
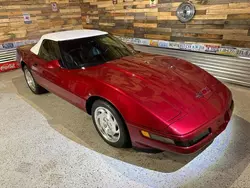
[88,82,172,133]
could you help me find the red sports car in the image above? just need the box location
[17,30,234,154]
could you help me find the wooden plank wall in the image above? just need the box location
[0,0,82,43]
[1,0,249,48]
[81,0,250,48]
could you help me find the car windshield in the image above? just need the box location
[59,34,137,69]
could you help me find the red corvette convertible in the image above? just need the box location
[17,30,234,154]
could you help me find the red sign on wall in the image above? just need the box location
[0,62,20,73]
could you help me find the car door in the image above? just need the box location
[31,40,62,95]
[57,39,94,109]
[31,40,84,108]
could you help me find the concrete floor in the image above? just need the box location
[1,69,250,188]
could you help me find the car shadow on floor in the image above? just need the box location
[12,76,250,183]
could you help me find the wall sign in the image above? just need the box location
[180,43,192,51]
[86,15,90,24]
[150,40,158,46]
[117,36,250,60]
[176,2,196,23]
[218,46,238,56]
[23,13,32,24]
[0,62,20,73]
[205,44,220,53]
[237,48,250,59]
[191,44,206,52]
[158,40,169,48]
[168,41,181,49]
[131,38,150,45]
[2,43,14,49]
[150,0,157,7]
[51,2,58,12]
[0,39,38,50]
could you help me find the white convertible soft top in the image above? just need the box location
[30,29,108,55]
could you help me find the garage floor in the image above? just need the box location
[1,69,250,188]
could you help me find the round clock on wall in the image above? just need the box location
[176,2,196,23]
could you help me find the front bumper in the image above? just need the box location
[127,100,234,154]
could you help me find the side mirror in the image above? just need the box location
[47,59,61,69]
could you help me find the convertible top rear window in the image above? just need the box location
[38,40,61,61]
[59,34,136,69]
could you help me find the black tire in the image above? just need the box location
[23,65,47,94]
[91,100,131,148]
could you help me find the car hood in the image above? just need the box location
[85,53,230,125]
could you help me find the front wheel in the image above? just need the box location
[91,100,131,148]
[23,65,47,94]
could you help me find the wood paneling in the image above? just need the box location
[1,0,250,48]
[81,0,250,48]
[0,0,82,43]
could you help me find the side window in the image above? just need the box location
[38,40,61,61]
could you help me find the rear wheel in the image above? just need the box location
[23,65,47,94]
[91,100,131,148]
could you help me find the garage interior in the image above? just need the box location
[1,0,250,188]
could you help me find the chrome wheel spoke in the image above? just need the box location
[106,129,113,136]
[106,110,112,120]
[94,107,120,143]
[96,113,105,121]
[110,121,118,134]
